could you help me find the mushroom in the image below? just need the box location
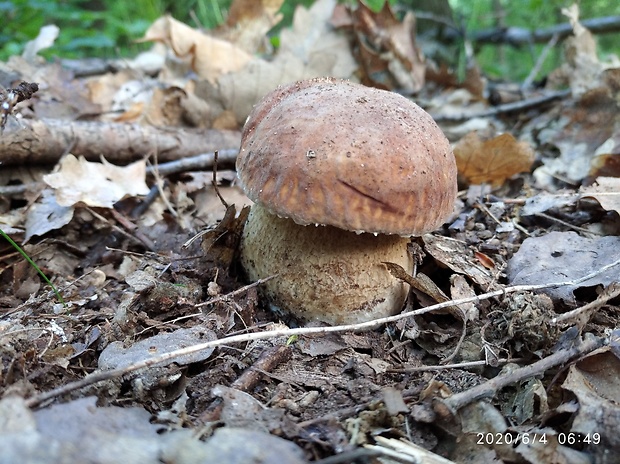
[236,77,457,325]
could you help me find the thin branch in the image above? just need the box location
[442,15,620,47]
[522,33,560,89]
[433,333,606,417]
[431,89,570,122]
[25,256,620,408]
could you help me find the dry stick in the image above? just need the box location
[211,150,229,209]
[25,257,620,409]
[442,15,620,46]
[388,357,526,373]
[151,148,238,177]
[199,345,292,422]
[552,282,620,326]
[195,276,277,308]
[534,212,603,237]
[433,333,605,419]
[431,89,570,122]
[522,33,560,90]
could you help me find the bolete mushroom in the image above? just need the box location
[236,77,457,325]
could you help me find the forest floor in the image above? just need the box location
[1,2,620,463]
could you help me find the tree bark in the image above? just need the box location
[0,117,241,166]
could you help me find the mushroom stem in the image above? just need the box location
[240,205,413,325]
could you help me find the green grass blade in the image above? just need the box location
[0,229,65,305]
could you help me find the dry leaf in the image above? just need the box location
[562,349,620,458]
[454,132,534,186]
[450,274,478,321]
[220,0,285,53]
[560,4,604,96]
[507,231,620,305]
[589,132,620,178]
[216,0,357,125]
[350,2,425,91]
[474,251,495,270]
[580,176,620,214]
[140,15,252,83]
[43,155,150,208]
[24,189,74,240]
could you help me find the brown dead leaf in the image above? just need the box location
[220,0,285,53]
[349,2,425,91]
[589,131,620,178]
[201,204,250,268]
[86,69,136,113]
[113,101,144,122]
[562,349,620,457]
[454,132,534,187]
[579,176,620,215]
[474,251,495,270]
[139,15,251,83]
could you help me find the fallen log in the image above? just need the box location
[0,117,241,167]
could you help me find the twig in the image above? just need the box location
[522,33,560,89]
[387,357,525,373]
[534,211,603,236]
[1,82,39,131]
[198,345,292,422]
[441,318,468,364]
[24,257,620,408]
[433,333,605,418]
[194,275,277,308]
[442,15,620,46]
[552,282,620,327]
[431,89,570,122]
[211,150,229,209]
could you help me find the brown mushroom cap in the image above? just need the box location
[236,77,457,236]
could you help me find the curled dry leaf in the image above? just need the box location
[562,349,620,457]
[454,132,534,187]
[580,176,620,215]
[349,2,425,91]
[220,0,285,53]
[139,15,252,83]
[589,131,620,178]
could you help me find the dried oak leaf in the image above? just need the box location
[454,132,534,187]
[139,15,251,84]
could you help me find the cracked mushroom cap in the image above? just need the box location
[236,77,457,236]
